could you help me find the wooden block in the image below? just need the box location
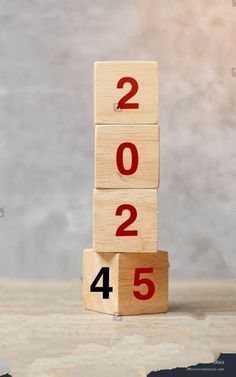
[93,189,158,252]
[83,249,169,315]
[94,61,158,124]
[83,250,119,314]
[95,125,160,188]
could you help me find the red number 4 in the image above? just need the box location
[133,268,155,300]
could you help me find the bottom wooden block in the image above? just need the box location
[83,249,169,315]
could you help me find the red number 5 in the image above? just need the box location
[133,268,155,300]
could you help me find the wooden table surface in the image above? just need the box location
[0,278,235,377]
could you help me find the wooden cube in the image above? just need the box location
[94,61,158,124]
[83,249,169,315]
[95,125,160,188]
[93,189,158,252]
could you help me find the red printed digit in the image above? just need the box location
[116,142,139,175]
[117,77,139,109]
[133,268,155,300]
[115,204,138,237]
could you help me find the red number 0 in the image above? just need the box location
[117,77,139,109]
[116,142,139,175]
[115,204,138,237]
[133,268,155,300]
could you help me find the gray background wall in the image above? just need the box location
[0,0,235,279]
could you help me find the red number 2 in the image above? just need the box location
[117,77,139,109]
[116,142,139,175]
[133,268,155,300]
[115,204,138,236]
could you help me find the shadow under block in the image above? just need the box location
[83,249,169,315]
[95,125,160,188]
[93,189,158,252]
[94,61,158,124]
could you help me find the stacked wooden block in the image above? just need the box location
[83,61,169,315]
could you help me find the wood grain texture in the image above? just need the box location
[94,61,158,124]
[93,188,158,252]
[1,278,236,377]
[95,125,160,188]
[83,249,169,315]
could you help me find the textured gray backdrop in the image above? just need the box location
[0,0,235,279]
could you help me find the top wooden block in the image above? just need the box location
[94,61,158,124]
